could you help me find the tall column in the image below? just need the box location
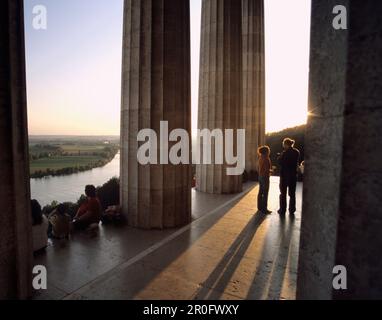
[196,0,243,194]
[0,0,32,299]
[120,0,191,229]
[242,0,265,177]
[297,0,382,299]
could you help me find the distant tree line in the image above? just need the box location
[30,144,119,159]
[241,124,305,181]
[30,145,119,179]
[265,124,305,176]
[29,144,62,160]
[31,159,110,179]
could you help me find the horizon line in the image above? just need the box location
[29,125,307,138]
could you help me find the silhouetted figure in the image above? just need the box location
[277,138,300,215]
[31,199,48,253]
[257,146,272,214]
[73,185,102,230]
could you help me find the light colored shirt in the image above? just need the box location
[48,210,71,238]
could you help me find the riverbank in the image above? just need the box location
[30,152,118,179]
[29,138,119,179]
[30,153,120,206]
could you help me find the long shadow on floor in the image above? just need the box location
[193,212,267,300]
[51,193,258,300]
[246,214,296,300]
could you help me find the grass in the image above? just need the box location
[28,140,119,178]
[29,143,111,156]
[60,145,106,153]
[30,155,103,174]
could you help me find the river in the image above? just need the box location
[30,153,120,206]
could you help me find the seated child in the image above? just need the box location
[101,205,122,225]
[48,204,71,239]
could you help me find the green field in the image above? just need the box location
[60,145,107,153]
[30,155,104,174]
[28,138,119,178]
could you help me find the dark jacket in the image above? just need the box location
[278,148,300,178]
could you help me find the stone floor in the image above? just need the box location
[33,177,302,300]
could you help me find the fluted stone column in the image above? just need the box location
[0,0,33,299]
[242,0,265,177]
[297,0,382,299]
[120,0,191,229]
[196,0,243,194]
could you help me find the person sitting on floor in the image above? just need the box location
[48,204,72,239]
[101,205,122,225]
[31,199,49,253]
[73,185,102,230]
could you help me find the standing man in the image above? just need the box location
[277,138,300,215]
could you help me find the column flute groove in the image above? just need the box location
[196,0,243,194]
[242,0,265,178]
[120,0,191,229]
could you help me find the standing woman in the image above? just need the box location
[257,146,272,214]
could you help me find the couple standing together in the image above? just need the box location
[257,138,300,215]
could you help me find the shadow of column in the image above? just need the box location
[193,212,267,300]
[246,214,296,300]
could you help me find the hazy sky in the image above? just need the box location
[24,0,311,136]
[264,0,311,132]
